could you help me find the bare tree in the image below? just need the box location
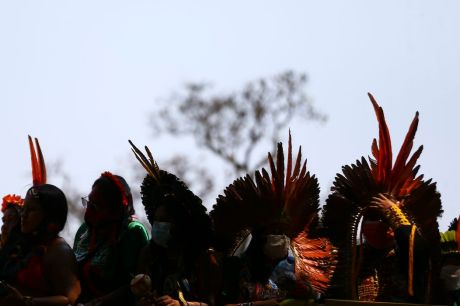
[161,155,214,199]
[149,70,327,198]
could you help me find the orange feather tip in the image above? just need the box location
[28,135,47,186]
[2,194,24,212]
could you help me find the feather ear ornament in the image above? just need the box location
[28,135,47,186]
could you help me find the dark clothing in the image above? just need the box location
[73,221,149,303]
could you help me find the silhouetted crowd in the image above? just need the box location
[0,95,459,306]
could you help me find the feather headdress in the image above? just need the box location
[129,140,207,224]
[322,93,441,244]
[321,93,442,300]
[129,140,212,253]
[211,132,336,293]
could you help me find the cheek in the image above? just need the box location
[3,221,15,232]
[22,212,44,230]
[5,215,20,228]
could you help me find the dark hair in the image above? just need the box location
[27,184,68,233]
[92,174,135,217]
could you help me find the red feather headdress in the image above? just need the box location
[322,93,442,300]
[211,132,337,293]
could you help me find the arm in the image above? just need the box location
[195,249,221,306]
[370,194,430,301]
[84,222,149,306]
[121,222,149,277]
[370,194,430,253]
[0,237,80,306]
[40,238,81,306]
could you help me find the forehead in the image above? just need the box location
[89,184,109,199]
[90,182,117,200]
[24,193,43,209]
[3,207,20,217]
[154,205,174,222]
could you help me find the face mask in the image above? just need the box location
[263,234,290,261]
[441,265,460,291]
[151,221,172,248]
[84,205,121,227]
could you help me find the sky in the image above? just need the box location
[1,1,459,239]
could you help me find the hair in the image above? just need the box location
[92,174,135,217]
[27,184,68,233]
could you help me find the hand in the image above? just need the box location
[155,295,181,306]
[370,193,410,228]
[370,193,396,212]
[0,283,25,306]
[138,293,158,306]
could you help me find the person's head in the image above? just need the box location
[150,196,185,249]
[142,171,211,250]
[250,225,290,263]
[21,184,68,236]
[84,172,134,227]
[1,194,24,246]
[361,214,395,250]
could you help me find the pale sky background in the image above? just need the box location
[1,1,459,241]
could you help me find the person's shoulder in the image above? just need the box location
[123,219,149,241]
[48,237,72,251]
[128,219,147,230]
[45,237,75,262]
[74,223,88,238]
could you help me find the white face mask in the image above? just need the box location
[440,265,460,291]
[151,221,172,248]
[263,234,290,261]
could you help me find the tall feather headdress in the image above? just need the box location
[211,132,337,293]
[321,93,442,300]
[129,140,208,236]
